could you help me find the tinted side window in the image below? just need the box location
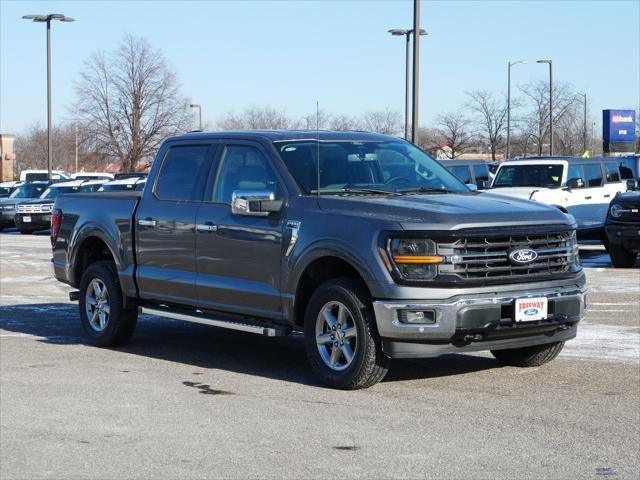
[213,145,277,204]
[450,165,471,183]
[618,158,637,180]
[583,164,603,187]
[567,164,585,187]
[154,145,210,201]
[473,164,489,182]
[604,163,620,183]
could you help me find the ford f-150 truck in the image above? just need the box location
[52,131,587,389]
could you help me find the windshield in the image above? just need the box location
[40,186,80,199]
[9,184,47,199]
[493,164,564,188]
[274,140,468,195]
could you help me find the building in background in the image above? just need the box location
[0,134,16,181]
[603,109,636,156]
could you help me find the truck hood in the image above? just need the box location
[14,198,54,206]
[317,191,573,231]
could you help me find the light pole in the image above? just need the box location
[190,103,202,130]
[388,28,427,141]
[506,60,527,160]
[22,14,74,180]
[574,91,587,154]
[537,59,553,155]
[411,0,421,145]
[75,122,78,173]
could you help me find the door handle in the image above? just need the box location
[604,194,611,198]
[196,223,218,232]
[138,218,157,227]
[584,196,592,200]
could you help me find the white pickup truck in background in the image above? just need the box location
[491,157,627,242]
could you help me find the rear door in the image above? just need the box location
[565,163,606,231]
[135,142,216,305]
[195,141,286,320]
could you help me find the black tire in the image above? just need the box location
[609,244,637,268]
[491,341,564,367]
[303,278,391,390]
[78,260,137,346]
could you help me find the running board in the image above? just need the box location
[140,306,287,337]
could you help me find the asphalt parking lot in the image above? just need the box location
[1,231,639,479]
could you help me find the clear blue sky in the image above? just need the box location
[1,0,638,135]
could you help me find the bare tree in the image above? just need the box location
[218,106,291,130]
[465,89,508,161]
[296,109,332,130]
[14,123,75,172]
[517,80,581,156]
[434,111,474,159]
[73,34,191,172]
[329,114,362,131]
[362,108,402,135]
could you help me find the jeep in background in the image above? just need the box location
[51,131,586,389]
[605,180,640,268]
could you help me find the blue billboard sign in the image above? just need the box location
[603,109,636,143]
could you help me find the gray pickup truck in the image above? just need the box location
[52,131,587,389]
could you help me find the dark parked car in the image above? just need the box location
[0,181,51,230]
[0,181,22,198]
[605,180,640,267]
[52,131,586,389]
[440,159,491,189]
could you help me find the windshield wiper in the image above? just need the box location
[310,187,402,196]
[396,187,453,194]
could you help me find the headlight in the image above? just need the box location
[387,238,443,281]
[610,203,624,218]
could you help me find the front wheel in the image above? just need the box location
[609,244,637,268]
[78,260,137,346]
[491,341,564,367]
[303,278,390,390]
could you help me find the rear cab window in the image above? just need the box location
[153,145,211,201]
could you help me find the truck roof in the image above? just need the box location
[172,130,401,143]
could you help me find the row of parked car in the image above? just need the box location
[0,172,147,234]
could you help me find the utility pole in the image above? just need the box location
[507,60,527,160]
[411,0,420,145]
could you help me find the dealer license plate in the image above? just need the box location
[515,297,548,322]
[23,216,32,223]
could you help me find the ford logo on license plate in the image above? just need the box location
[509,248,538,265]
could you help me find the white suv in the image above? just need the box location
[491,157,626,239]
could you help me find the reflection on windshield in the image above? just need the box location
[10,185,46,198]
[493,164,564,188]
[275,140,468,195]
[40,186,79,199]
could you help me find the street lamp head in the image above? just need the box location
[189,103,201,108]
[537,59,551,64]
[60,17,75,22]
[22,13,74,22]
[22,14,48,22]
[388,28,408,36]
[417,28,428,36]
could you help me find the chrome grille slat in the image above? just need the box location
[438,230,577,281]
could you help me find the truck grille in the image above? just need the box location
[437,229,578,282]
[613,202,640,222]
[16,203,53,214]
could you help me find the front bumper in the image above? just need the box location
[14,213,51,231]
[0,211,16,227]
[605,223,640,251]
[373,283,587,359]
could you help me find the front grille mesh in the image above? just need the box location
[437,230,577,281]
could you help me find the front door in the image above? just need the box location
[136,143,215,305]
[195,142,286,320]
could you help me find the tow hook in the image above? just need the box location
[463,333,484,342]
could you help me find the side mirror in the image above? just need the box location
[231,190,282,217]
[566,178,584,189]
[467,184,478,191]
[626,179,638,191]
[477,180,491,190]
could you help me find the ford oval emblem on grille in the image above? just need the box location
[509,248,538,265]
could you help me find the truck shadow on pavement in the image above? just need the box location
[0,303,502,387]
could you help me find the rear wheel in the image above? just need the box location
[609,244,637,268]
[78,260,137,346]
[303,278,390,390]
[491,341,564,367]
